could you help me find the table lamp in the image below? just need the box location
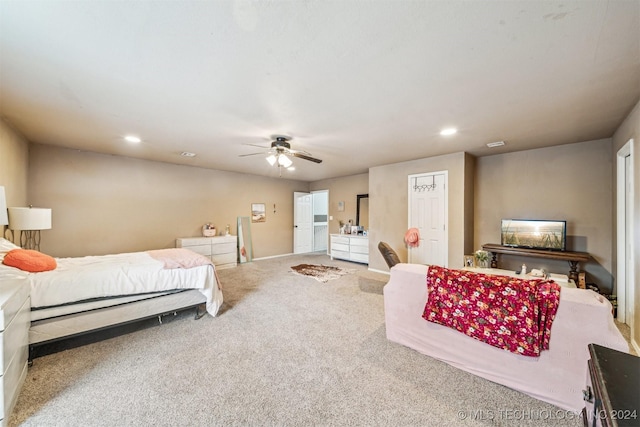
[8,206,52,250]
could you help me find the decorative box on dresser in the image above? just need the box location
[0,279,30,426]
[176,235,238,270]
[330,234,369,264]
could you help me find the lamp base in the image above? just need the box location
[20,230,41,251]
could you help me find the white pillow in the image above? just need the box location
[0,238,21,253]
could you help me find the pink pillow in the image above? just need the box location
[2,249,57,272]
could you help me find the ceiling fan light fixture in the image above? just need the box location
[266,154,277,166]
[278,154,293,168]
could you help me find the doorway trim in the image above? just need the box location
[616,139,634,337]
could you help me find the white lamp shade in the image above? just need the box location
[278,154,293,168]
[266,154,277,166]
[0,187,7,226]
[8,207,52,230]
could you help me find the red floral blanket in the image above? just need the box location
[422,266,560,357]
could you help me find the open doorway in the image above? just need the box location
[293,190,329,254]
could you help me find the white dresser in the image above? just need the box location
[330,234,369,264]
[0,279,30,426]
[176,235,238,270]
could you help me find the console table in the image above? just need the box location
[482,243,590,283]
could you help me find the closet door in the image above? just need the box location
[408,172,448,266]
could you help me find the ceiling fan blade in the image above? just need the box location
[293,152,322,163]
[243,143,270,149]
[239,152,266,157]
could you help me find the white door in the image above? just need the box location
[616,140,634,326]
[294,192,313,254]
[408,172,448,266]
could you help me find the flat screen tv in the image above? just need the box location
[500,219,566,251]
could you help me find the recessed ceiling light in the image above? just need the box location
[180,152,196,157]
[124,135,141,143]
[440,128,457,136]
[487,141,506,148]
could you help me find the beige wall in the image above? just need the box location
[0,119,29,206]
[28,144,310,258]
[368,152,470,272]
[611,98,640,352]
[0,119,29,237]
[475,139,613,291]
[310,173,368,235]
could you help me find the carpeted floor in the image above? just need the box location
[10,253,585,426]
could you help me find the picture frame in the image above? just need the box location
[463,255,475,268]
[251,203,266,223]
[337,201,345,212]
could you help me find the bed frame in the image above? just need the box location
[28,289,206,363]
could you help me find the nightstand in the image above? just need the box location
[0,278,30,426]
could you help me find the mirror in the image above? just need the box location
[237,216,253,263]
[356,194,369,230]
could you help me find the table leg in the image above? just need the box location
[568,261,579,283]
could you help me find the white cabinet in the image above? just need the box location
[176,235,238,270]
[330,234,369,264]
[0,279,30,426]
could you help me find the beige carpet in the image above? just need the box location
[10,253,583,426]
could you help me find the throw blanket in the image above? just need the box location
[404,228,420,247]
[146,248,213,269]
[422,266,560,357]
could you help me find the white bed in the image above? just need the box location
[0,238,223,357]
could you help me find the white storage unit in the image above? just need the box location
[330,234,369,264]
[176,235,238,270]
[0,279,30,426]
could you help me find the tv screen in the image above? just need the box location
[500,219,566,251]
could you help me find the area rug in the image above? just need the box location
[290,264,354,283]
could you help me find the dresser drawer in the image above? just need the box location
[211,242,236,255]
[1,296,29,377]
[0,282,30,332]
[176,237,209,247]
[184,244,212,257]
[211,252,237,266]
[349,238,368,249]
[331,236,350,245]
[350,244,369,255]
[350,252,369,263]
[332,243,349,252]
[331,250,350,260]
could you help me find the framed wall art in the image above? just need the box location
[251,203,266,223]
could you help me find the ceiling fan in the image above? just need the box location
[240,135,322,175]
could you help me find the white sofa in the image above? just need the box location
[383,263,629,412]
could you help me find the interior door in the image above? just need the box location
[294,192,313,254]
[408,172,448,266]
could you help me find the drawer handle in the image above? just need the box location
[582,386,593,402]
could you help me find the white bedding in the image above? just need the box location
[0,239,223,318]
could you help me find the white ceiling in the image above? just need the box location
[1,1,639,182]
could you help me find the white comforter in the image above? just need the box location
[0,244,222,317]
